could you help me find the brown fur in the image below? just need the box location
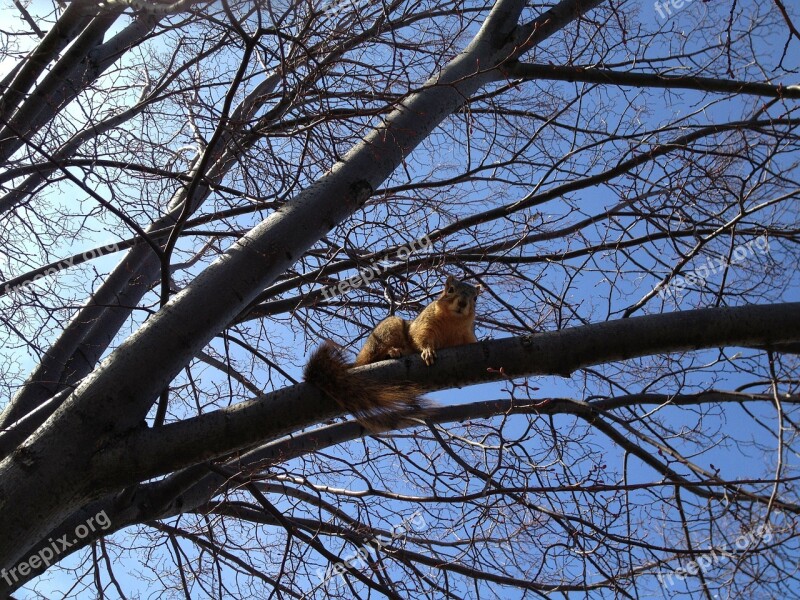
[355,275,480,367]
[354,316,414,366]
[409,276,480,365]
[304,276,480,431]
[304,341,425,432]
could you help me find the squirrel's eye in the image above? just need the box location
[448,287,455,293]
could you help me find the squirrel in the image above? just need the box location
[304,276,481,431]
[355,275,481,366]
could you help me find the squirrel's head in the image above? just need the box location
[437,275,481,317]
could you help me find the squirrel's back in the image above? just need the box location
[354,316,414,366]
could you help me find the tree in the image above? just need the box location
[0,0,798,596]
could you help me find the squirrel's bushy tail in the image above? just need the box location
[304,341,427,432]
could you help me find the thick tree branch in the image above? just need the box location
[92,302,800,489]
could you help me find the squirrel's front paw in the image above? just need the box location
[387,347,403,358]
[420,348,436,365]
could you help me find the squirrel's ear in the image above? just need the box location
[475,284,482,295]
[444,275,455,288]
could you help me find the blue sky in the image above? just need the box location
[0,0,798,596]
